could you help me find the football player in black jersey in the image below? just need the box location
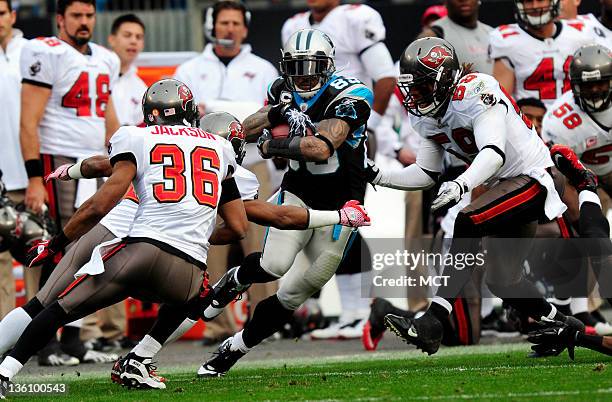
[198,28,374,377]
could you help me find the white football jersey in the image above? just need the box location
[108,125,237,263]
[577,14,612,49]
[20,37,120,158]
[281,4,388,86]
[489,21,592,107]
[542,91,612,176]
[112,65,147,126]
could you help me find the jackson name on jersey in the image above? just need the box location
[267,74,372,210]
[20,37,120,158]
[542,90,612,176]
[108,124,237,263]
[488,20,592,106]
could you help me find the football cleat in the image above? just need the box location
[197,337,245,378]
[112,353,166,389]
[550,144,598,192]
[37,349,79,367]
[202,267,250,321]
[528,315,584,359]
[384,312,443,355]
[81,350,119,364]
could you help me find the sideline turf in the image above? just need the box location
[11,344,612,401]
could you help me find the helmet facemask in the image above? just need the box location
[514,0,560,29]
[573,78,612,113]
[398,66,461,117]
[280,52,335,99]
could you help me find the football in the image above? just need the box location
[270,123,314,139]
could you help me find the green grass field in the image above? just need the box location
[11,343,612,401]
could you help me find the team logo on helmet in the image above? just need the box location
[177,85,193,110]
[228,121,245,141]
[419,45,452,69]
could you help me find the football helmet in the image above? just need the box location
[200,112,246,165]
[10,204,57,265]
[142,79,199,127]
[513,0,560,29]
[397,37,462,117]
[570,44,612,113]
[280,29,336,99]
[0,195,17,252]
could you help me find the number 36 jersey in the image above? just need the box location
[542,91,612,176]
[267,74,372,210]
[20,37,120,158]
[108,125,237,263]
[488,21,591,107]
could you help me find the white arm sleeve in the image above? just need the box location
[377,163,436,191]
[455,104,506,190]
[360,42,396,81]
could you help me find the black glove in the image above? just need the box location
[527,321,578,360]
[257,129,273,159]
[363,159,382,185]
[267,104,296,127]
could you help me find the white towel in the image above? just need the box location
[525,167,567,221]
[74,237,123,278]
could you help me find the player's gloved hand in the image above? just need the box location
[285,108,316,138]
[527,321,578,360]
[267,103,296,126]
[363,159,382,185]
[257,129,273,159]
[25,231,69,268]
[44,163,74,182]
[339,200,371,228]
[431,180,467,211]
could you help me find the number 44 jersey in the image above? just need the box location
[542,91,612,176]
[20,37,120,158]
[108,125,237,264]
[266,74,372,210]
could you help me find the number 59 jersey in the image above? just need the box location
[108,125,238,264]
[20,37,120,158]
[267,75,372,210]
[488,21,592,107]
[542,91,612,176]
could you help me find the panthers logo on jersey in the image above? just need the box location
[335,98,358,120]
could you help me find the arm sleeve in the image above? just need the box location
[415,137,445,173]
[377,163,437,191]
[359,42,396,81]
[20,40,55,88]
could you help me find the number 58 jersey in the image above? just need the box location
[108,125,238,264]
[20,37,120,158]
[542,91,612,176]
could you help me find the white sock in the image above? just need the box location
[0,308,32,355]
[230,330,251,354]
[65,318,83,328]
[131,335,162,358]
[432,296,453,314]
[164,318,197,345]
[232,266,242,286]
[579,190,601,209]
[0,356,23,380]
[570,297,589,315]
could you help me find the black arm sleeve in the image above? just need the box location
[219,177,241,205]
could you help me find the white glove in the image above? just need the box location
[431,180,467,211]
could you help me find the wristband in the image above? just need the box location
[308,210,341,229]
[25,159,43,178]
[314,133,335,157]
[266,137,305,161]
[67,160,84,179]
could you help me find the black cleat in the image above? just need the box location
[551,144,598,192]
[111,352,166,389]
[384,312,443,355]
[197,337,245,378]
[202,267,250,321]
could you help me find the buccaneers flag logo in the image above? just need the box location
[419,45,452,69]
[177,85,193,110]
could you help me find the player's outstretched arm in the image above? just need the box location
[244,199,370,230]
[45,155,112,182]
[25,160,136,267]
[209,178,249,245]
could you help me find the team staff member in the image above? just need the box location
[19,0,120,365]
[174,0,278,342]
[0,0,32,320]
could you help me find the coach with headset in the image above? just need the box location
[174,0,278,344]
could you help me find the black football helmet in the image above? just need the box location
[200,112,246,165]
[513,0,560,29]
[397,37,462,117]
[142,79,199,127]
[10,204,56,265]
[570,44,612,113]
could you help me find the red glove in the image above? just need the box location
[25,232,69,268]
[44,163,73,182]
[339,200,371,227]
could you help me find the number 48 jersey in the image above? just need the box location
[108,125,237,264]
[20,37,120,158]
[542,91,612,176]
[488,21,592,107]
